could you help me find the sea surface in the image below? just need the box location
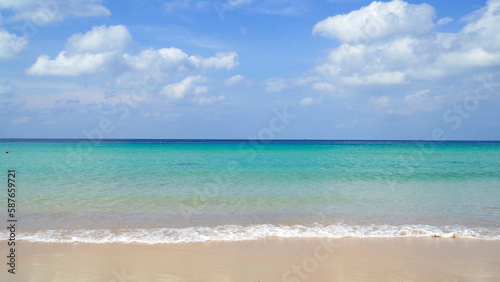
[1,139,499,243]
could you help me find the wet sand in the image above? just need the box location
[2,238,500,281]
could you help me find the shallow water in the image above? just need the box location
[1,139,499,243]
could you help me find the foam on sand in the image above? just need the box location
[13,223,500,244]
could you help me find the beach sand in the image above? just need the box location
[2,238,499,281]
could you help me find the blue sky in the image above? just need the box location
[0,0,499,139]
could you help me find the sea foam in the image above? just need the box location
[11,224,500,244]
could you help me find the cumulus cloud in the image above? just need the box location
[400,89,441,114]
[66,25,131,53]
[226,74,244,86]
[26,25,129,76]
[164,0,191,12]
[160,75,226,104]
[160,75,207,99]
[368,89,443,116]
[292,76,320,86]
[372,95,391,107]
[0,29,27,58]
[0,80,16,96]
[123,47,189,73]
[27,51,117,76]
[192,95,226,105]
[228,0,254,7]
[437,17,453,26]
[404,89,429,102]
[123,48,237,76]
[299,97,313,106]
[1,0,110,25]
[24,24,238,106]
[265,78,288,92]
[312,0,500,89]
[27,25,238,77]
[0,1,109,60]
[194,85,208,94]
[313,0,435,44]
[371,95,394,114]
[343,71,405,85]
[311,82,335,92]
[189,51,239,70]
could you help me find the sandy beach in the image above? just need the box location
[2,0,500,279]
[2,238,499,281]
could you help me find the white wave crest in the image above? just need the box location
[10,224,500,244]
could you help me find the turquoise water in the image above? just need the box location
[1,140,500,243]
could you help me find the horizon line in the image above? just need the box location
[1,138,500,142]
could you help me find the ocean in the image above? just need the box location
[1,139,499,243]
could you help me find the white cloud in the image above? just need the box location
[11,116,30,125]
[194,85,208,94]
[163,0,210,12]
[299,97,313,106]
[66,25,131,53]
[160,75,225,104]
[312,82,335,92]
[17,85,115,110]
[249,0,306,15]
[24,24,238,107]
[343,71,405,85]
[436,48,500,70]
[315,64,341,78]
[189,51,239,70]
[399,89,442,114]
[160,75,207,99]
[192,95,226,105]
[228,0,254,8]
[372,95,391,107]
[1,0,110,25]
[265,78,288,92]
[371,95,394,114]
[162,113,182,120]
[26,25,129,76]
[226,74,244,86]
[123,47,189,73]
[312,0,500,90]
[164,0,191,12]
[292,76,320,86]
[365,89,443,116]
[27,51,117,76]
[313,0,434,44]
[124,49,237,74]
[0,29,27,58]
[404,89,429,102]
[120,48,238,86]
[27,25,238,77]
[437,17,453,26]
[0,80,16,95]
[0,1,109,60]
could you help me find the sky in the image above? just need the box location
[0,0,499,140]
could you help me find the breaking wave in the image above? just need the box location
[10,223,500,244]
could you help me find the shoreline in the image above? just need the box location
[12,223,500,244]
[2,238,500,281]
